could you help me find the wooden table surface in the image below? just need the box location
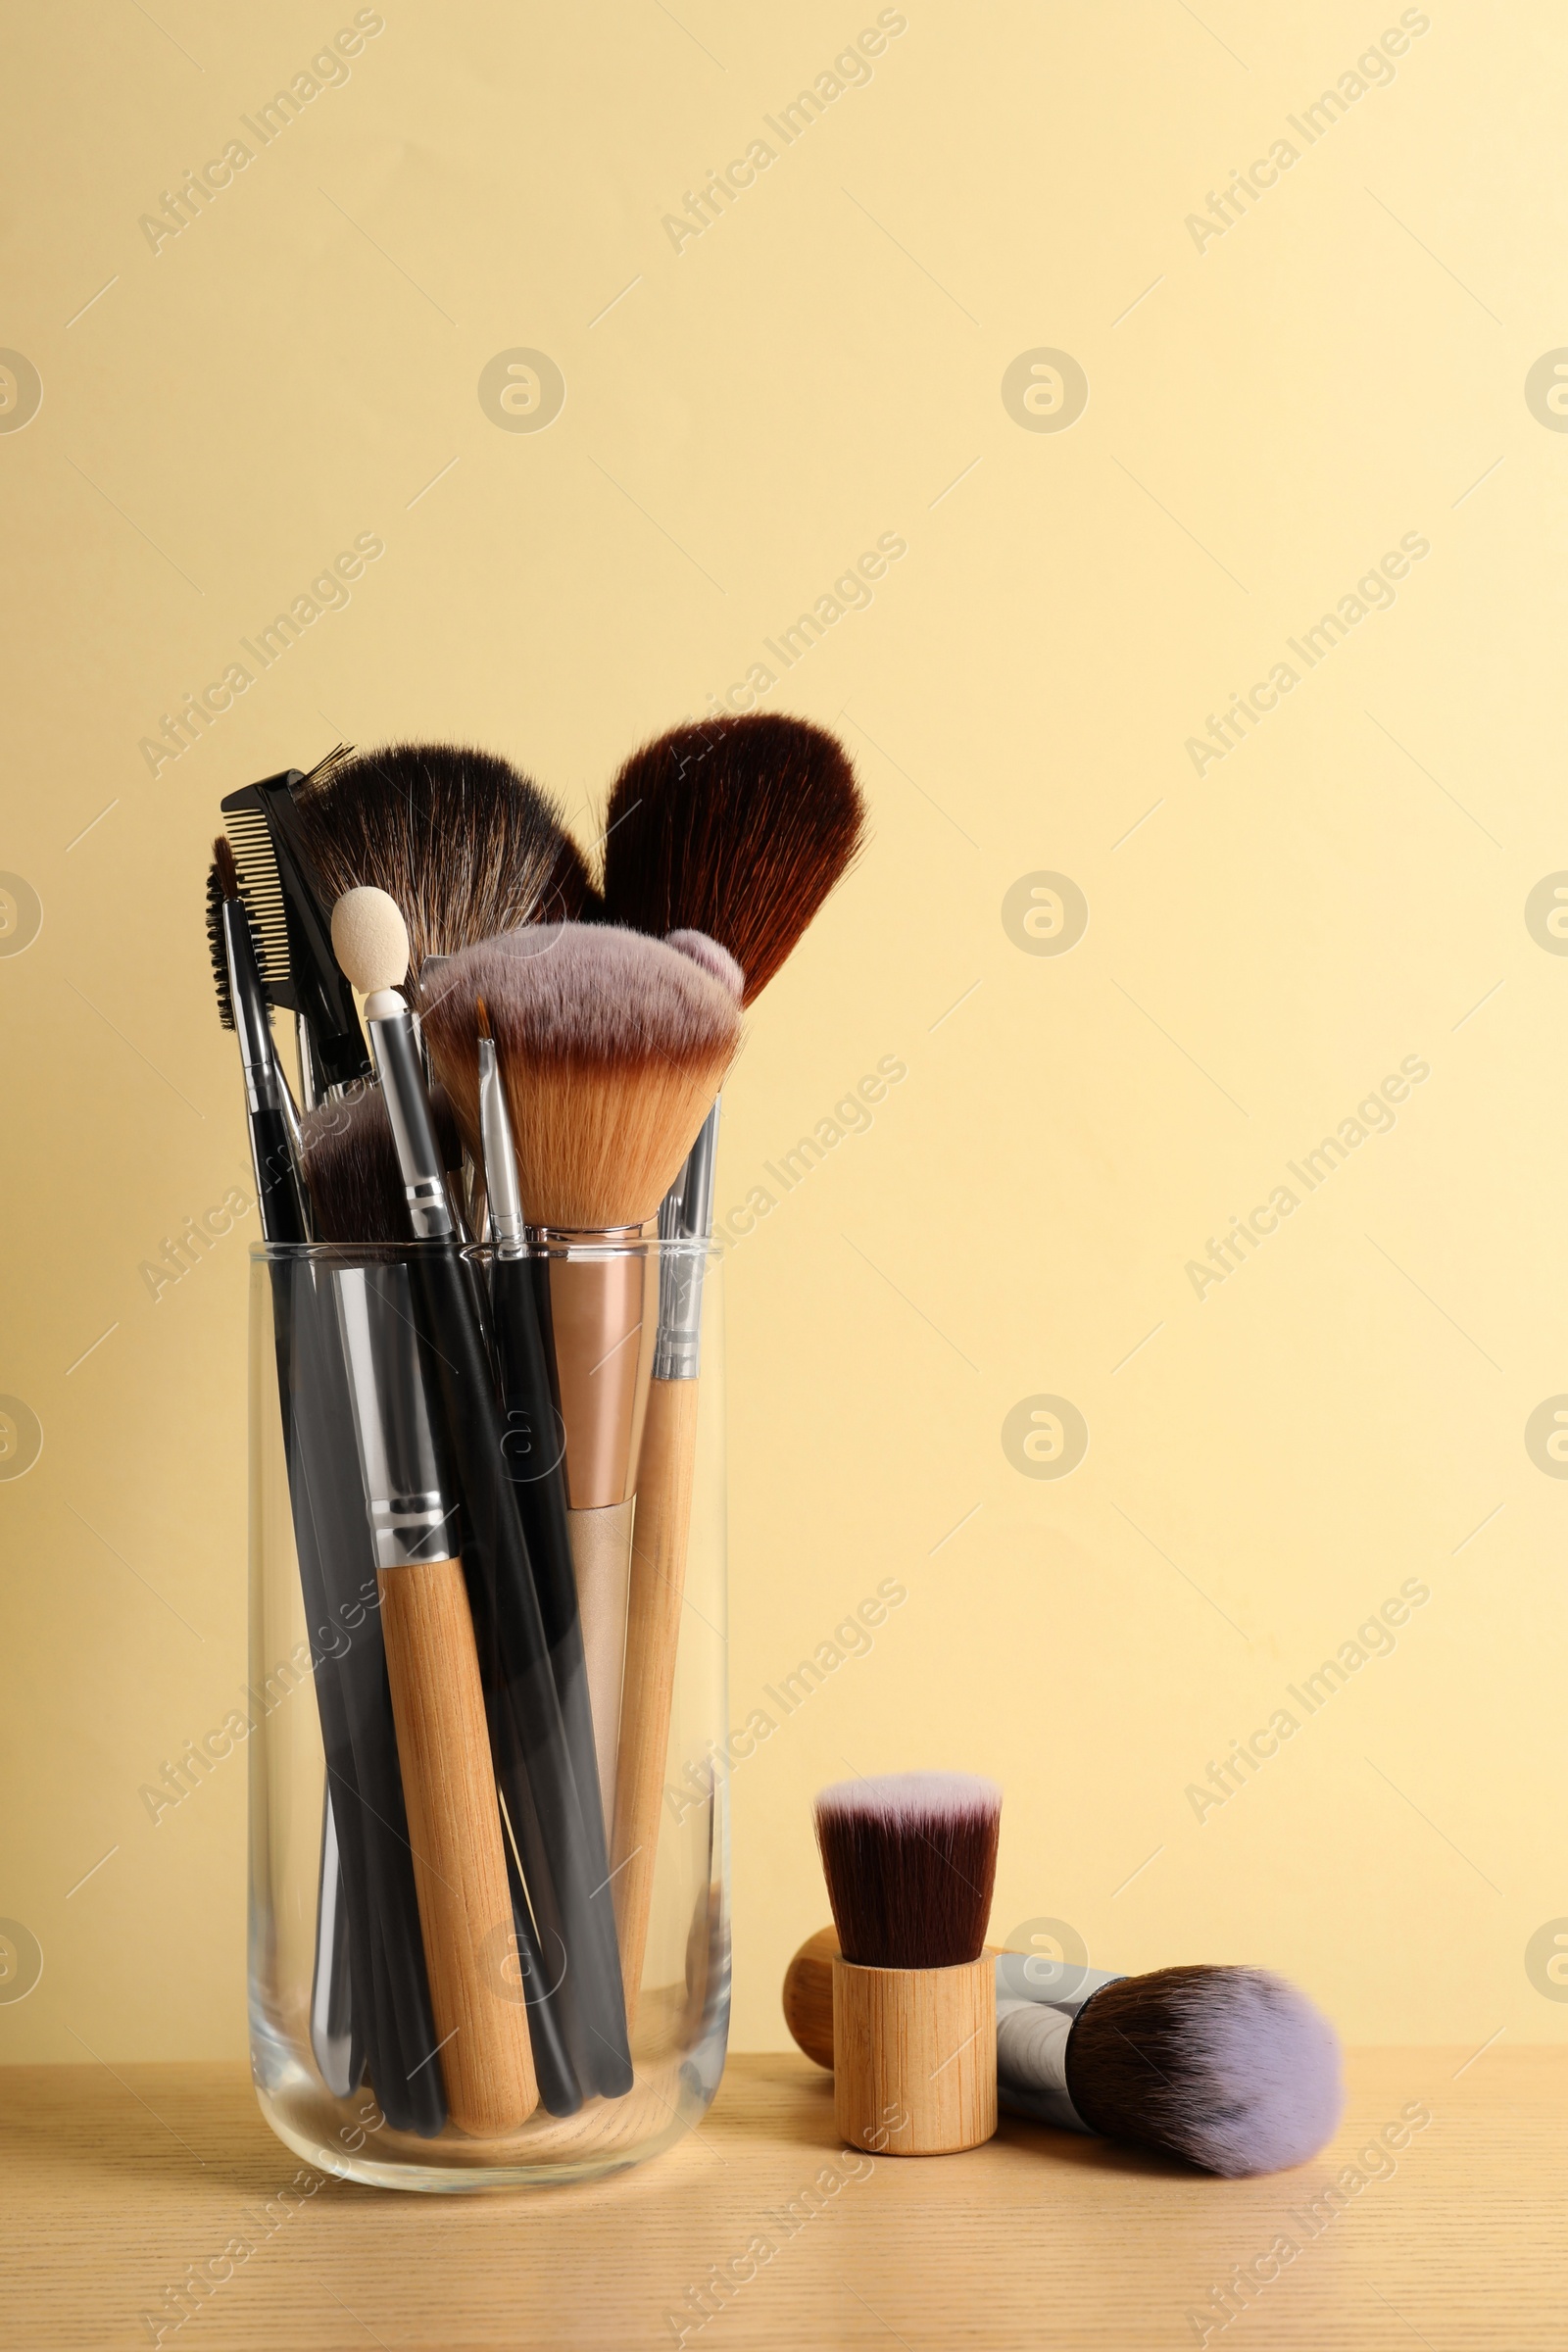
[1,2046,1560,2349]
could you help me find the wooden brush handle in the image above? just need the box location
[611,1375,700,2030]
[567,1499,636,1835]
[833,1953,997,2156]
[784,1928,1003,2074]
[377,1557,539,2135]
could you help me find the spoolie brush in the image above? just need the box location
[292,741,594,978]
[781,1934,1345,2178]
[421,921,741,1829]
[813,1773,1002,2156]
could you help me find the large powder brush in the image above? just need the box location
[421,920,742,1825]
[421,921,741,1232]
[813,1773,1002,2157]
[292,741,594,977]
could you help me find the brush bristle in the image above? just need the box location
[666,929,745,1000]
[420,921,742,1230]
[812,1773,1001,1972]
[292,740,593,974]
[299,1084,408,1245]
[1068,1966,1344,2177]
[204,857,235,1031]
[600,713,864,1004]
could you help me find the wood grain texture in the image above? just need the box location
[566,1498,636,1832]
[833,1956,996,2156]
[784,1928,1003,2073]
[377,1558,538,2136]
[2,2050,1561,2349]
[612,1373,700,2029]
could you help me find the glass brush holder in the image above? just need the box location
[247,1234,728,2189]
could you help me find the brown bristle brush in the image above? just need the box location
[291,739,591,1236]
[291,741,596,978]
[813,1773,1002,2157]
[600,712,864,1004]
[597,715,864,2028]
[781,1930,1345,2178]
[420,921,743,1830]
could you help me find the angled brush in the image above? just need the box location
[420,921,741,1834]
[814,1773,1001,2156]
[596,714,863,2024]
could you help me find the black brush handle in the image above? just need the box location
[406,1243,634,2099]
[504,1838,581,2116]
[283,1263,447,2135]
[253,1105,307,1249]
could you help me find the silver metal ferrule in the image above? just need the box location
[991,1957,1123,2137]
[653,1097,720,1382]
[334,1264,459,1570]
[477,1034,524,1253]
[221,900,286,1119]
[367,1007,455,1243]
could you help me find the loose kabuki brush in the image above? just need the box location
[419,921,743,1841]
[782,1933,1345,2177]
[597,713,864,2023]
[814,1774,1002,2157]
[331,889,635,2099]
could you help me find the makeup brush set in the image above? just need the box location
[783,1773,1345,2176]
[207,720,864,2140]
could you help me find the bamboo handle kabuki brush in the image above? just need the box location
[814,1774,1002,2158]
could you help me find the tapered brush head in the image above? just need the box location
[1068,1966,1344,2177]
[292,741,594,976]
[813,1773,1001,1972]
[421,921,742,1230]
[299,1084,407,1245]
[600,713,864,1005]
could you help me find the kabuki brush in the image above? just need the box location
[206,844,441,2132]
[418,921,742,1844]
[597,713,864,2022]
[783,1933,1345,2176]
[331,888,633,2100]
[814,1774,1002,2157]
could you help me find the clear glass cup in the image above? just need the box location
[247,1236,728,2189]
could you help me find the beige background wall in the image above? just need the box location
[2,0,1565,2060]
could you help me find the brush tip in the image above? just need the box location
[666,929,745,1000]
[213,835,240,898]
[331,886,409,995]
[812,1773,1002,1972]
[1070,1965,1345,2177]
